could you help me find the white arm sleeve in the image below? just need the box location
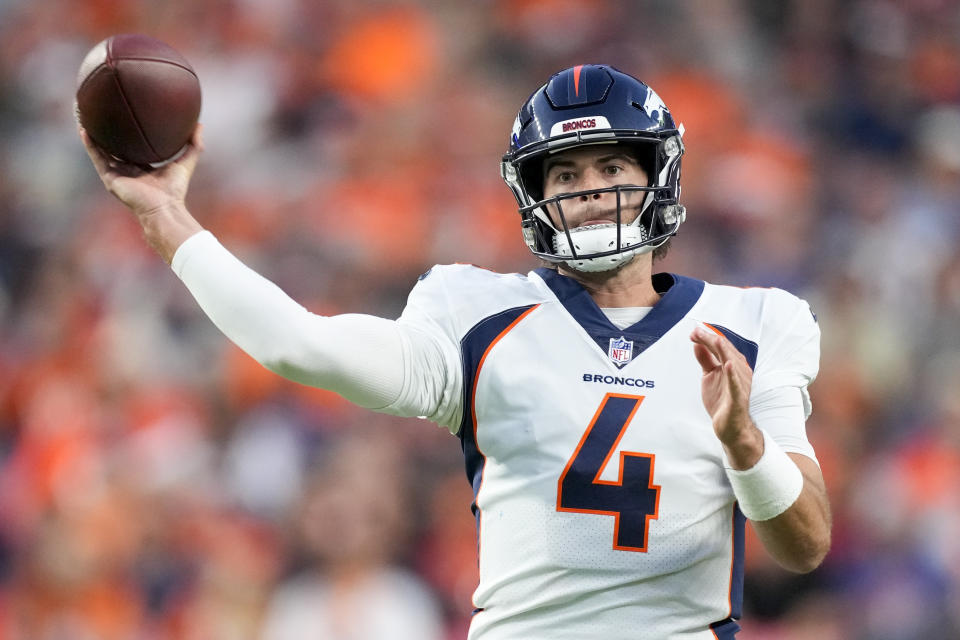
[171,231,454,419]
[749,386,818,465]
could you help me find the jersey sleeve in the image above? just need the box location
[750,291,821,460]
[388,266,464,432]
[752,291,821,415]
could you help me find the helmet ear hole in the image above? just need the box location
[519,161,544,202]
[629,144,658,187]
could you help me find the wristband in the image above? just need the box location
[725,429,803,521]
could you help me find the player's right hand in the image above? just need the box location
[80,123,203,219]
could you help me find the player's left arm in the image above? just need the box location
[749,451,830,573]
[690,325,831,574]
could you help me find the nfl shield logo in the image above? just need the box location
[608,336,634,366]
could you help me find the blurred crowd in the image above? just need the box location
[1,0,959,638]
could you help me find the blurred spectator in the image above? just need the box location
[259,429,444,640]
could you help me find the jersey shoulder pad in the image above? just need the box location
[697,283,820,391]
[400,264,547,341]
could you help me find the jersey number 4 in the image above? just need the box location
[557,393,661,552]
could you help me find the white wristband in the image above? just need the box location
[725,429,804,522]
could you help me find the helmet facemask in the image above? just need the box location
[506,134,685,272]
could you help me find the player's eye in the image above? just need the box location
[555,171,575,183]
[604,165,624,176]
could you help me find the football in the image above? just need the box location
[76,34,201,167]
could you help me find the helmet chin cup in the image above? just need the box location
[552,224,651,272]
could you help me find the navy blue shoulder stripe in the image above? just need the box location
[459,304,538,515]
[703,323,759,370]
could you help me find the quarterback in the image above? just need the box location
[80,64,831,639]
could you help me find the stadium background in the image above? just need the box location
[1,0,959,638]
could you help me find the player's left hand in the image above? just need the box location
[690,325,761,466]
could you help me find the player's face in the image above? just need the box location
[541,145,649,229]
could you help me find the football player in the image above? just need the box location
[81,64,830,639]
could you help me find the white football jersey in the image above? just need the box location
[398,265,820,640]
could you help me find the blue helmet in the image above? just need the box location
[501,64,686,271]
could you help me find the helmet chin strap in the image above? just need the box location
[552,223,652,272]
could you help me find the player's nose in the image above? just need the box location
[576,169,611,200]
[577,191,606,201]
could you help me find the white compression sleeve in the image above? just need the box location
[750,386,819,464]
[170,231,449,415]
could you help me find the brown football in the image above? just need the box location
[76,34,201,166]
